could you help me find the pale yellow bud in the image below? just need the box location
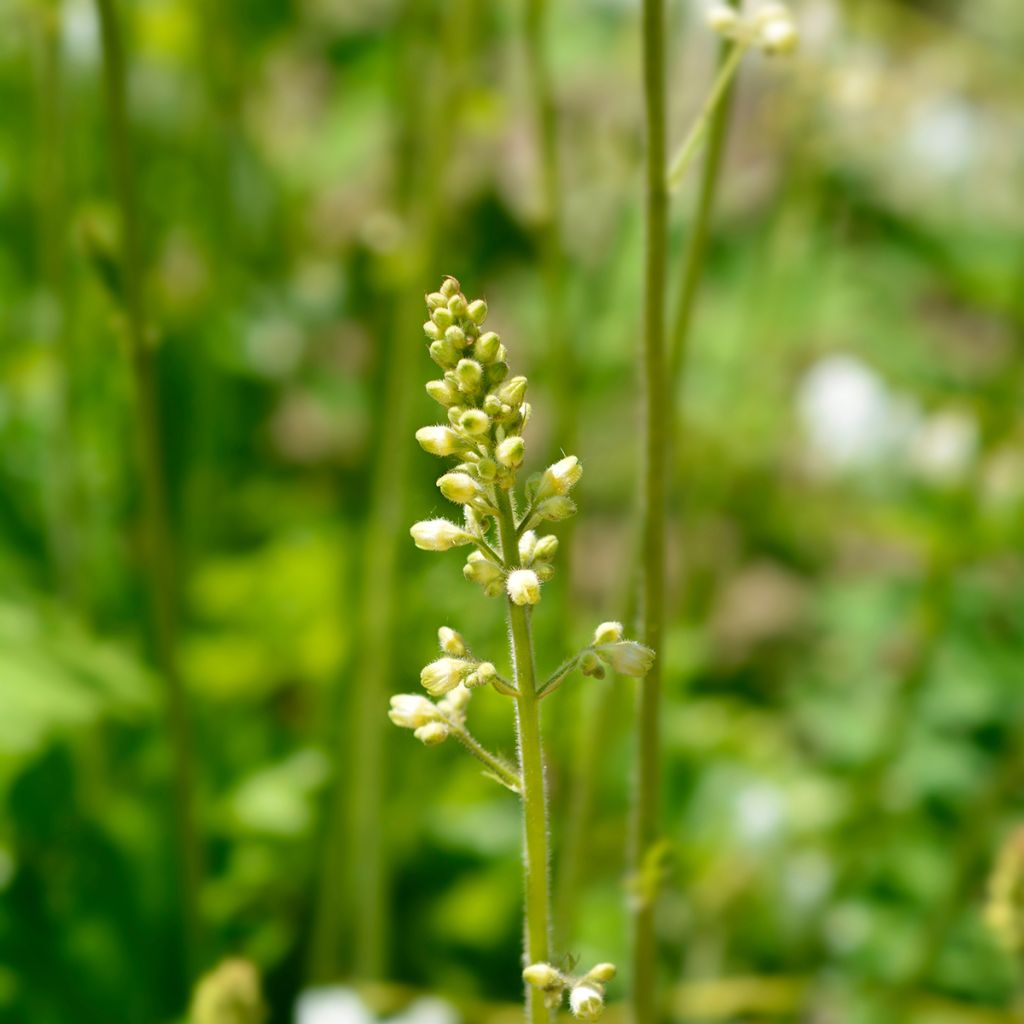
[438,682,472,715]
[593,621,624,645]
[426,291,447,310]
[706,4,739,34]
[455,358,483,390]
[523,963,563,990]
[410,518,473,551]
[536,495,577,521]
[459,409,490,435]
[474,331,500,362]
[533,535,559,561]
[415,425,461,456]
[519,530,538,564]
[448,294,469,319]
[437,472,479,504]
[570,984,604,1022]
[467,298,488,324]
[585,963,617,984]
[438,626,467,657]
[432,306,454,330]
[414,721,449,746]
[507,568,541,606]
[496,436,526,468]
[420,657,475,696]
[388,694,440,729]
[440,275,461,298]
[538,455,582,498]
[425,379,459,406]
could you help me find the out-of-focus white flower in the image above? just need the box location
[295,987,376,1024]
[909,409,978,485]
[735,782,786,843]
[905,98,977,182]
[390,997,460,1024]
[796,354,917,473]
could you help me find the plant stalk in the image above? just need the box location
[632,0,669,1019]
[94,0,203,977]
[497,488,552,1024]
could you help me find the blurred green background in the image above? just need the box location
[2,0,1024,1021]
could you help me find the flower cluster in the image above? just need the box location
[522,962,617,1021]
[707,1,799,55]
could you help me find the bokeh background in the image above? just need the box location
[2,0,1024,1021]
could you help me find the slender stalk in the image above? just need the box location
[497,488,552,1024]
[669,25,742,383]
[450,726,522,793]
[631,0,669,1020]
[94,0,203,977]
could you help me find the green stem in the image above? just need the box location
[666,42,747,193]
[633,0,669,1019]
[449,725,522,793]
[94,0,203,978]
[669,24,742,383]
[497,488,552,1024]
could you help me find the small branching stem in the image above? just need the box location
[496,488,553,1024]
[449,726,522,793]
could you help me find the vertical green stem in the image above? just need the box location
[94,0,203,978]
[669,27,742,384]
[497,489,552,1024]
[632,0,669,1019]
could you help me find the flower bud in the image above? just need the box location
[523,963,563,990]
[429,338,458,369]
[487,361,509,385]
[483,394,503,416]
[414,721,449,746]
[447,405,466,426]
[448,293,469,319]
[570,984,604,1022]
[474,330,500,362]
[389,693,440,729]
[440,276,460,298]
[533,535,559,561]
[437,472,478,504]
[410,518,473,551]
[439,682,472,715]
[445,324,467,349]
[475,661,496,685]
[536,495,577,521]
[464,551,505,596]
[425,379,459,406]
[519,530,538,564]
[585,964,617,984]
[498,376,528,406]
[534,563,554,582]
[538,455,582,498]
[455,358,483,390]
[438,626,467,656]
[580,651,605,678]
[594,640,655,677]
[426,291,447,310]
[460,409,490,435]
[593,621,624,645]
[420,657,475,696]
[424,320,442,340]
[432,306,454,330]
[496,436,526,468]
[416,425,461,456]
[706,4,739,33]
[759,15,798,53]
[507,568,541,606]
[476,458,497,482]
[466,298,488,324]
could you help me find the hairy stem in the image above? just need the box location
[497,488,552,1024]
[632,0,669,1018]
[94,0,202,978]
[450,725,522,793]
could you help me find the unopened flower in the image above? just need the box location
[538,455,582,498]
[569,984,604,1022]
[519,530,538,564]
[593,621,624,645]
[460,409,490,435]
[580,651,606,679]
[594,640,655,677]
[388,694,440,729]
[410,519,473,551]
[416,425,461,457]
[455,358,483,390]
[585,964,617,984]
[467,299,488,324]
[437,472,479,504]
[438,626,467,657]
[532,534,558,562]
[496,436,526,468]
[425,291,447,310]
[706,3,740,34]
[474,331,501,362]
[536,495,577,522]
[420,657,475,696]
[425,379,459,407]
[497,376,528,406]
[523,963,563,990]
[414,722,449,746]
[755,2,798,54]
[507,569,541,606]
[464,551,504,596]
[439,683,472,715]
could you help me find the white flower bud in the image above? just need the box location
[416,426,460,456]
[496,436,526,468]
[533,535,559,562]
[570,984,604,1022]
[474,661,496,685]
[595,640,655,677]
[447,294,469,319]
[426,291,447,310]
[445,324,467,348]
[464,550,503,584]
[455,358,483,390]
[467,298,488,324]
[438,682,472,715]
[536,495,577,521]
[420,657,475,696]
[523,963,563,990]
[424,320,442,340]
[759,15,798,53]
[474,331,500,362]
[585,963,617,984]
[593,621,624,645]
[538,455,582,498]
[706,4,739,34]
[519,530,538,564]
[410,518,473,551]
[437,472,478,504]
[429,339,459,369]
[507,568,541,606]
[498,376,528,406]
[414,721,449,746]
[388,694,440,729]
[425,379,459,407]
[431,306,454,329]
[437,626,467,656]
[459,409,490,435]
[440,276,460,298]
